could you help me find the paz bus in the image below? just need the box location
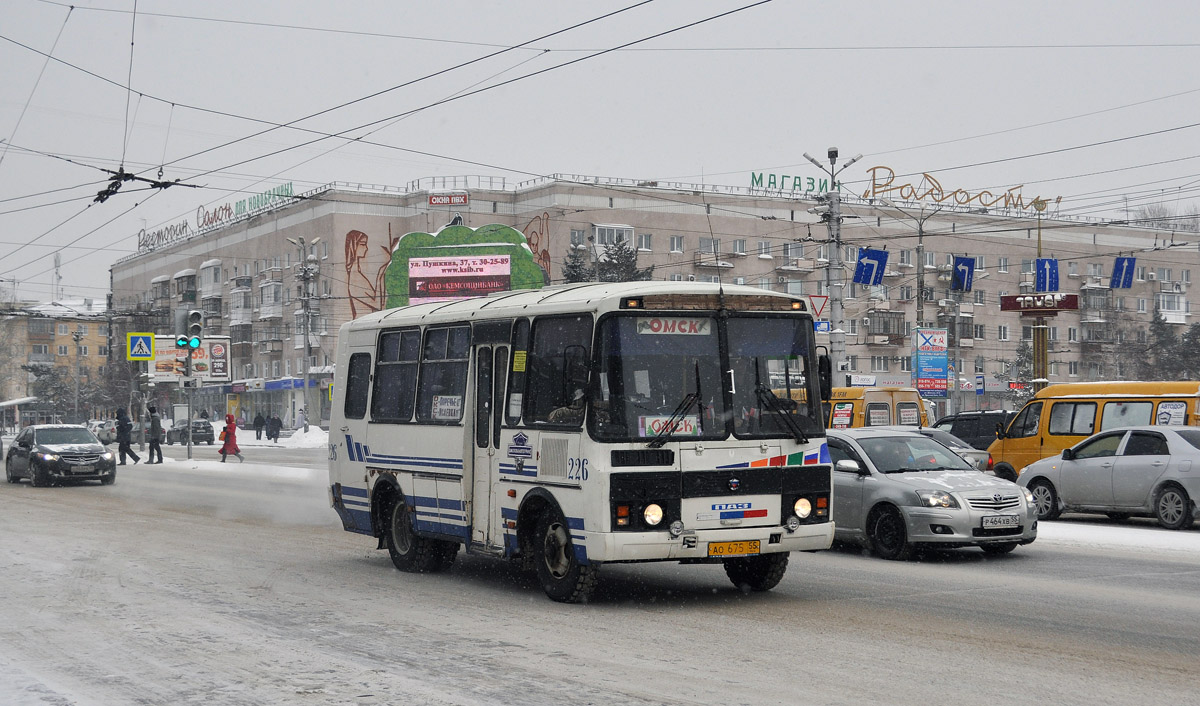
[327,282,835,603]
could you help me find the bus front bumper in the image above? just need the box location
[580,522,835,563]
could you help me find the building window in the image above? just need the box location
[974,256,985,272]
[998,257,1009,273]
[1049,361,1059,377]
[98,345,109,356]
[1021,325,1032,341]
[871,356,890,372]
[77,346,88,356]
[32,344,49,355]
[670,235,684,253]
[731,239,746,255]
[974,324,986,339]
[1137,330,1147,343]
[1137,266,1146,281]
[1089,262,1103,277]
[58,323,68,335]
[57,345,68,356]
[899,249,912,266]
[973,290,986,305]
[570,229,585,247]
[847,355,858,371]
[975,356,986,373]
[594,225,631,245]
[1068,327,1078,342]
[1184,269,1192,284]
[758,240,772,257]
[1068,262,1078,277]
[669,274,683,282]
[637,233,652,251]
[1137,298,1147,313]
[900,356,912,372]
[1021,259,1034,274]
[758,277,772,290]
[1157,267,1173,282]
[923,251,936,268]
[700,237,720,254]
[847,319,858,335]
[1049,326,1058,341]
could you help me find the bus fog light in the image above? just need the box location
[643,503,664,526]
[785,515,801,532]
[669,520,685,537]
[794,497,812,519]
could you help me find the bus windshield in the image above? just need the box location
[589,313,823,442]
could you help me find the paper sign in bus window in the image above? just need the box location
[432,395,462,420]
[639,415,701,437]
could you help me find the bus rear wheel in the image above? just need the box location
[385,498,446,573]
[723,552,789,592]
[535,509,597,603]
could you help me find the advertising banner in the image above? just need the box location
[912,328,948,398]
[152,336,232,383]
[408,255,512,304]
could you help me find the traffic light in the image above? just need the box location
[185,310,203,349]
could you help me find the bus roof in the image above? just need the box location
[1033,381,1200,399]
[343,281,809,331]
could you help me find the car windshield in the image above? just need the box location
[1174,428,1200,450]
[858,435,973,473]
[34,428,98,445]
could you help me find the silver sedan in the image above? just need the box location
[1016,425,1200,530]
[828,428,1038,560]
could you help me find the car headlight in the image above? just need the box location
[1022,487,1035,504]
[40,453,59,462]
[643,503,664,526]
[794,497,812,518]
[916,490,960,509]
[102,451,115,461]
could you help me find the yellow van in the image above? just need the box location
[821,387,928,429]
[988,381,1200,481]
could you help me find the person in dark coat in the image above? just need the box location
[219,413,243,462]
[146,406,163,464]
[115,409,140,465]
[253,412,266,440]
[267,414,282,443]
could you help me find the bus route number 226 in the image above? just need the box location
[567,457,589,482]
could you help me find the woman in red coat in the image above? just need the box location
[219,413,243,463]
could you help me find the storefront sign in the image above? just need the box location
[999,293,1079,314]
[750,172,840,194]
[408,255,512,304]
[429,193,468,206]
[912,328,948,398]
[136,182,294,252]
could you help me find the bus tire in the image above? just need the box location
[535,509,597,603]
[434,541,459,571]
[992,463,1017,482]
[723,552,788,592]
[385,498,442,573]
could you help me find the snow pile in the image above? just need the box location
[279,426,329,449]
[1038,519,1200,553]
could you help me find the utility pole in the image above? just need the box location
[805,147,862,384]
[879,199,942,328]
[71,328,84,423]
[1032,199,1049,393]
[287,236,320,431]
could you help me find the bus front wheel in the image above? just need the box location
[385,499,446,573]
[534,509,597,603]
[723,552,789,592]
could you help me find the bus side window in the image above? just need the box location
[371,329,420,422]
[505,319,530,426]
[416,325,471,423]
[344,353,371,419]
[525,315,593,425]
[1048,401,1096,436]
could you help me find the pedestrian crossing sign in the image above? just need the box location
[127,333,154,361]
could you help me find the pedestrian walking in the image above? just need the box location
[146,406,163,464]
[115,409,140,465]
[219,413,243,463]
[253,412,265,440]
[297,407,308,433]
[268,414,282,442]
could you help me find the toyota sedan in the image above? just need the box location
[828,428,1038,560]
[1017,425,1199,530]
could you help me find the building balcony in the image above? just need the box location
[27,352,56,363]
[776,258,816,273]
[259,302,283,320]
[693,252,734,268]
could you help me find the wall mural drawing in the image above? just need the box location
[522,211,553,279]
[344,224,399,319]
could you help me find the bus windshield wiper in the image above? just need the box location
[648,362,702,449]
[752,357,809,444]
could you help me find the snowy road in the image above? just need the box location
[2,453,1198,706]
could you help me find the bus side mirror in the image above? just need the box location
[818,354,832,401]
[995,422,1006,439]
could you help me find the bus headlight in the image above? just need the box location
[793,497,812,519]
[669,520,685,537]
[643,503,664,526]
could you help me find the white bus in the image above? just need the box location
[328,281,835,602]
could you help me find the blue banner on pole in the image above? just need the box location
[1110,256,1136,289]
[853,248,889,286]
[950,256,976,292]
[1035,258,1059,292]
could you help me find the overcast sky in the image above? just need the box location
[3,0,1199,302]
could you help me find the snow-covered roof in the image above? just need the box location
[200,259,222,269]
[173,268,197,279]
[150,275,169,284]
[28,299,107,316]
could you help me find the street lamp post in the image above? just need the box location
[804,147,862,382]
[286,236,320,432]
[1032,199,1049,393]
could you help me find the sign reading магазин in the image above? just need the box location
[136,182,295,252]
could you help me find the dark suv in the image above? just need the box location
[932,410,1017,451]
[166,419,215,445]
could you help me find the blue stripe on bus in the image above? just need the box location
[413,518,470,540]
[340,485,368,498]
[717,462,750,469]
[343,498,369,508]
[501,507,518,520]
[567,516,585,531]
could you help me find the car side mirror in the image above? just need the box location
[1062,448,1076,461]
[995,422,1006,439]
[835,459,864,474]
[18,440,30,448]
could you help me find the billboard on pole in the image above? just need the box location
[152,335,231,383]
[912,328,948,398]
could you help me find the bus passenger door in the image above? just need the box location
[471,345,509,547]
